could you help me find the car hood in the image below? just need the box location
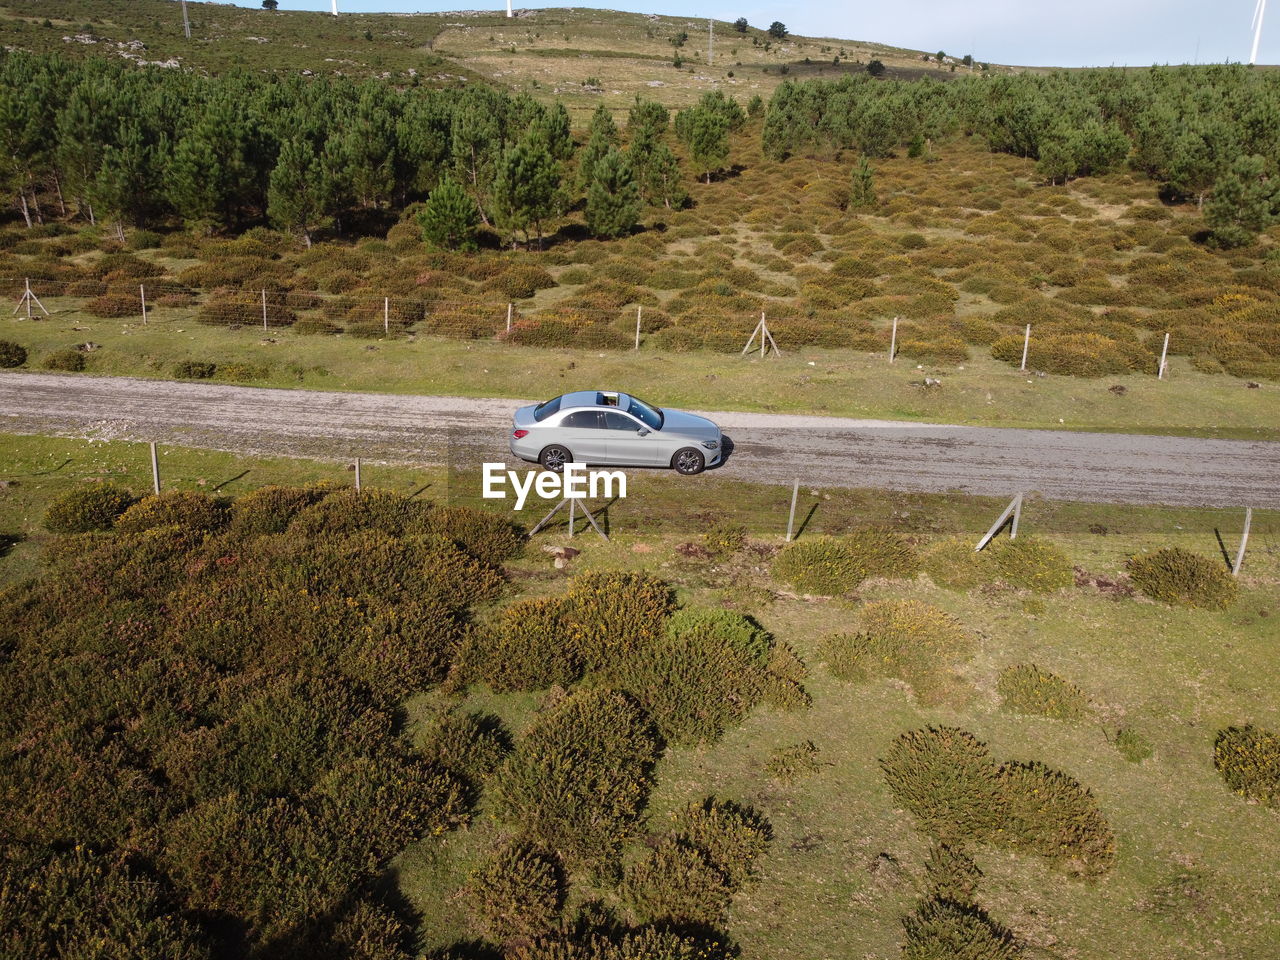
[660,408,720,440]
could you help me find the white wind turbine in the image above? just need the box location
[1252,0,1267,64]
[332,0,338,15]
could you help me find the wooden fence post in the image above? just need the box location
[261,289,268,330]
[1158,332,1170,380]
[1233,507,1252,576]
[354,457,362,491]
[889,316,898,363]
[1020,323,1030,371]
[506,302,513,334]
[785,478,799,542]
[140,284,148,324]
[384,297,390,335]
[149,441,160,495]
[635,305,642,350]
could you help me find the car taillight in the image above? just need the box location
[513,429,528,439]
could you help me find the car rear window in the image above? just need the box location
[533,396,562,421]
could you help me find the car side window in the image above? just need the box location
[604,412,642,432]
[561,411,604,429]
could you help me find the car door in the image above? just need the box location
[604,411,664,465]
[556,410,609,463]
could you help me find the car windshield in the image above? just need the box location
[532,396,562,422]
[626,395,664,430]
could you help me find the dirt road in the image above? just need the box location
[2,373,1277,507]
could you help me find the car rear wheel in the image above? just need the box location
[672,447,705,475]
[539,444,572,473]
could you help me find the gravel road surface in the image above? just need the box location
[2,373,1277,507]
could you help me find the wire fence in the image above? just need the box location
[2,273,1185,375]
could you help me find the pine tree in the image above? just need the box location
[417,176,480,250]
[577,105,620,192]
[849,155,876,208]
[1207,154,1280,248]
[585,148,641,238]
[267,138,329,247]
[493,133,560,249]
[683,109,729,184]
[450,88,501,225]
[89,120,154,238]
[638,142,688,210]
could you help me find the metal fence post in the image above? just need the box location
[635,305,642,349]
[354,457,362,491]
[1020,323,1030,371]
[1233,507,1252,576]
[1158,332,1170,379]
[889,316,898,363]
[149,441,161,495]
[261,289,268,330]
[506,302,513,334]
[384,297,390,335]
[140,284,148,324]
[785,478,799,542]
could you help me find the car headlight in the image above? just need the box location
[701,440,719,449]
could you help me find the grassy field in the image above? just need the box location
[4,432,1278,957]
[5,305,1275,438]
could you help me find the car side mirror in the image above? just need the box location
[638,427,651,437]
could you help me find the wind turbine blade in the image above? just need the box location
[1252,0,1266,64]
[1254,0,1264,31]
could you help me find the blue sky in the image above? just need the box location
[233,1,1274,68]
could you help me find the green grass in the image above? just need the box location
[6,307,1276,438]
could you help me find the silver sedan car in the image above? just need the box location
[510,390,723,475]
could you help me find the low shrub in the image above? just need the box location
[173,360,216,379]
[772,531,919,595]
[293,316,343,335]
[1128,547,1238,609]
[228,484,330,538]
[288,488,433,539]
[923,842,982,903]
[114,491,229,535]
[702,521,746,556]
[997,664,1089,721]
[42,483,137,534]
[214,362,267,382]
[485,264,557,299]
[421,504,524,566]
[898,337,969,364]
[988,537,1073,593]
[464,596,577,691]
[821,600,972,705]
[0,340,27,367]
[43,348,86,371]
[901,897,1020,960]
[922,537,990,590]
[418,711,511,786]
[466,842,566,947]
[492,688,661,868]
[621,839,731,925]
[881,726,1115,876]
[672,797,771,890]
[767,740,823,783]
[1214,724,1280,806]
[84,292,139,318]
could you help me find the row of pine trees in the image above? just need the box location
[0,50,745,248]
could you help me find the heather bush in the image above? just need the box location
[772,531,919,595]
[467,596,579,691]
[418,710,511,785]
[702,521,747,556]
[493,688,661,868]
[671,797,771,889]
[1214,724,1280,806]
[0,847,212,960]
[115,491,230,535]
[293,316,343,335]
[42,483,137,534]
[620,839,731,925]
[923,842,982,903]
[420,504,524,566]
[288,488,433,539]
[216,361,268,382]
[922,537,991,590]
[997,664,1090,721]
[901,897,1021,960]
[898,336,969,364]
[43,348,86,371]
[987,536,1073,593]
[228,484,331,538]
[173,359,216,379]
[466,842,567,947]
[1128,547,1238,609]
[822,600,972,705]
[767,740,823,783]
[881,726,1115,875]
[0,339,28,367]
[84,291,140,317]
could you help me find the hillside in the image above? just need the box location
[0,0,998,117]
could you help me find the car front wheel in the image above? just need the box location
[672,447,705,475]
[539,444,572,473]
